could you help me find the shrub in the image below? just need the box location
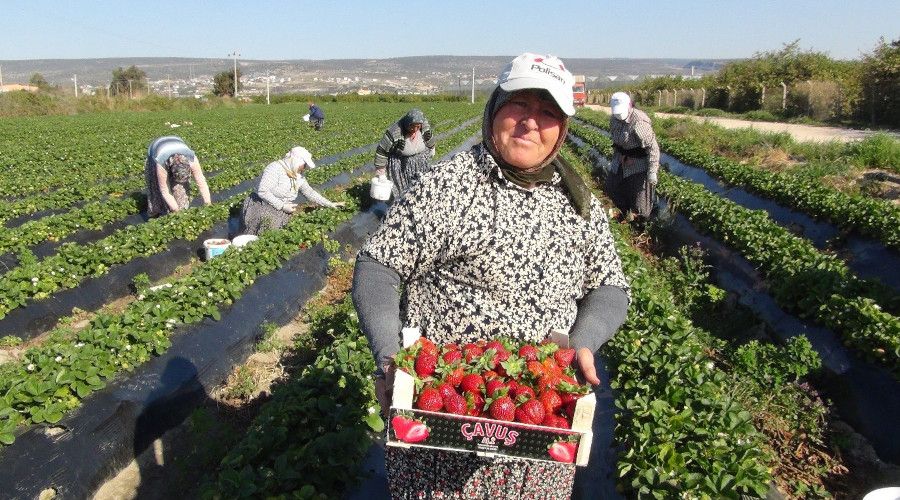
[743,110,780,122]
[849,133,900,172]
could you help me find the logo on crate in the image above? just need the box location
[391,414,430,444]
[460,421,519,447]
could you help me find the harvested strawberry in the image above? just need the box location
[444,366,465,387]
[547,440,577,463]
[443,343,460,352]
[518,344,539,362]
[488,395,516,421]
[416,386,443,412]
[553,348,576,368]
[482,370,500,381]
[437,382,458,401]
[415,352,438,378]
[444,392,467,415]
[512,384,536,401]
[539,390,563,414]
[464,391,485,417]
[442,350,463,364]
[514,398,546,425]
[417,337,439,357]
[543,413,571,429]
[462,343,483,362]
[460,373,484,394]
[485,379,506,397]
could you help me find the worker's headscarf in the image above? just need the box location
[399,108,427,136]
[165,154,193,184]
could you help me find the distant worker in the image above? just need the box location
[307,101,325,131]
[144,136,212,217]
[606,91,660,224]
[374,108,436,197]
[239,146,343,235]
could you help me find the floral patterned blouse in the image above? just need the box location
[360,143,630,347]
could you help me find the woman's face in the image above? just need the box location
[491,90,564,170]
[405,123,422,138]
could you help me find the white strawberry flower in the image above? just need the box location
[55,356,62,362]
[27,364,35,371]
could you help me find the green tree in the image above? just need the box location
[28,73,50,90]
[860,37,900,126]
[213,68,242,97]
[110,65,148,97]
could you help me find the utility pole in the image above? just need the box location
[167,74,172,98]
[129,79,133,99]
[266,70,270,105]
[471,67,475,104]
[73,74,78,97]
[228,51,240,97]
[457,75,461,98]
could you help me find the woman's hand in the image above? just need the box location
[375,363,396,417]
[332,201,346,208]
[576,347,601,386]
[281,202,297,214]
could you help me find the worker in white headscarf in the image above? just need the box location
[606,92,660,223]
[238,146,344,235]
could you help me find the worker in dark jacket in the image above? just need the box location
[307,101,325,130]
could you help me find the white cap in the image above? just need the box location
[497,52,576,116]
[287,146,316,169]
[610,92,632,118]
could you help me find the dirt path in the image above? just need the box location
[586,105,899,143]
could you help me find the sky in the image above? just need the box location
[1,0,897,61]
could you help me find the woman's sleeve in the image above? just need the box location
[374,128,396,169]
[422,117,436,148]
[256,164,286,210]
[296,176,336,208]
[352,253,404,373]
[569,198,631,352]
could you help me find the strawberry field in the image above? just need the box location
[0,100,897,498]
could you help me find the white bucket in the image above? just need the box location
[863,488,900,500]
[203,238,231,260]
[302,113,310,122]
[370,175,393,201]
[232,234,259,248]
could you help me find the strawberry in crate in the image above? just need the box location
[394,336,592,428]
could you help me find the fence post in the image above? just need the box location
[781,81,787,111]
[657,90,662,107]
[806,80,812,116]
[701,87,706,108]
[673,89,678,107]
[726,85,732,111]
[760,85,765,108]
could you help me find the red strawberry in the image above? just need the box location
[483,370,500,381]
[443,343,460,352]
[391,415,412,438]
[527,361,545,378]
[464,391,485,417]
[485,379,506,397]
[415,352,437,378]
[514,398,546,425]
[417,337,438,356]
[460,373,485,394]
[518,344,540,362]
[547,441,577,463]
[442,349,463,364]
[462,343,483,362]
[444,392,467,415]
[445,366,465,387]
[437,382,458,401]
[554,348,576,368]
[512,385,536,401]
[489,395,516,421]
[416,386,443,412]
[543,414,571,429]
[539,390,562,414]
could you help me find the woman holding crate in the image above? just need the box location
[373,108,436,197]
[352,53,630,498]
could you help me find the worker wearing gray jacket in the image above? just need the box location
[373,108,436,197]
